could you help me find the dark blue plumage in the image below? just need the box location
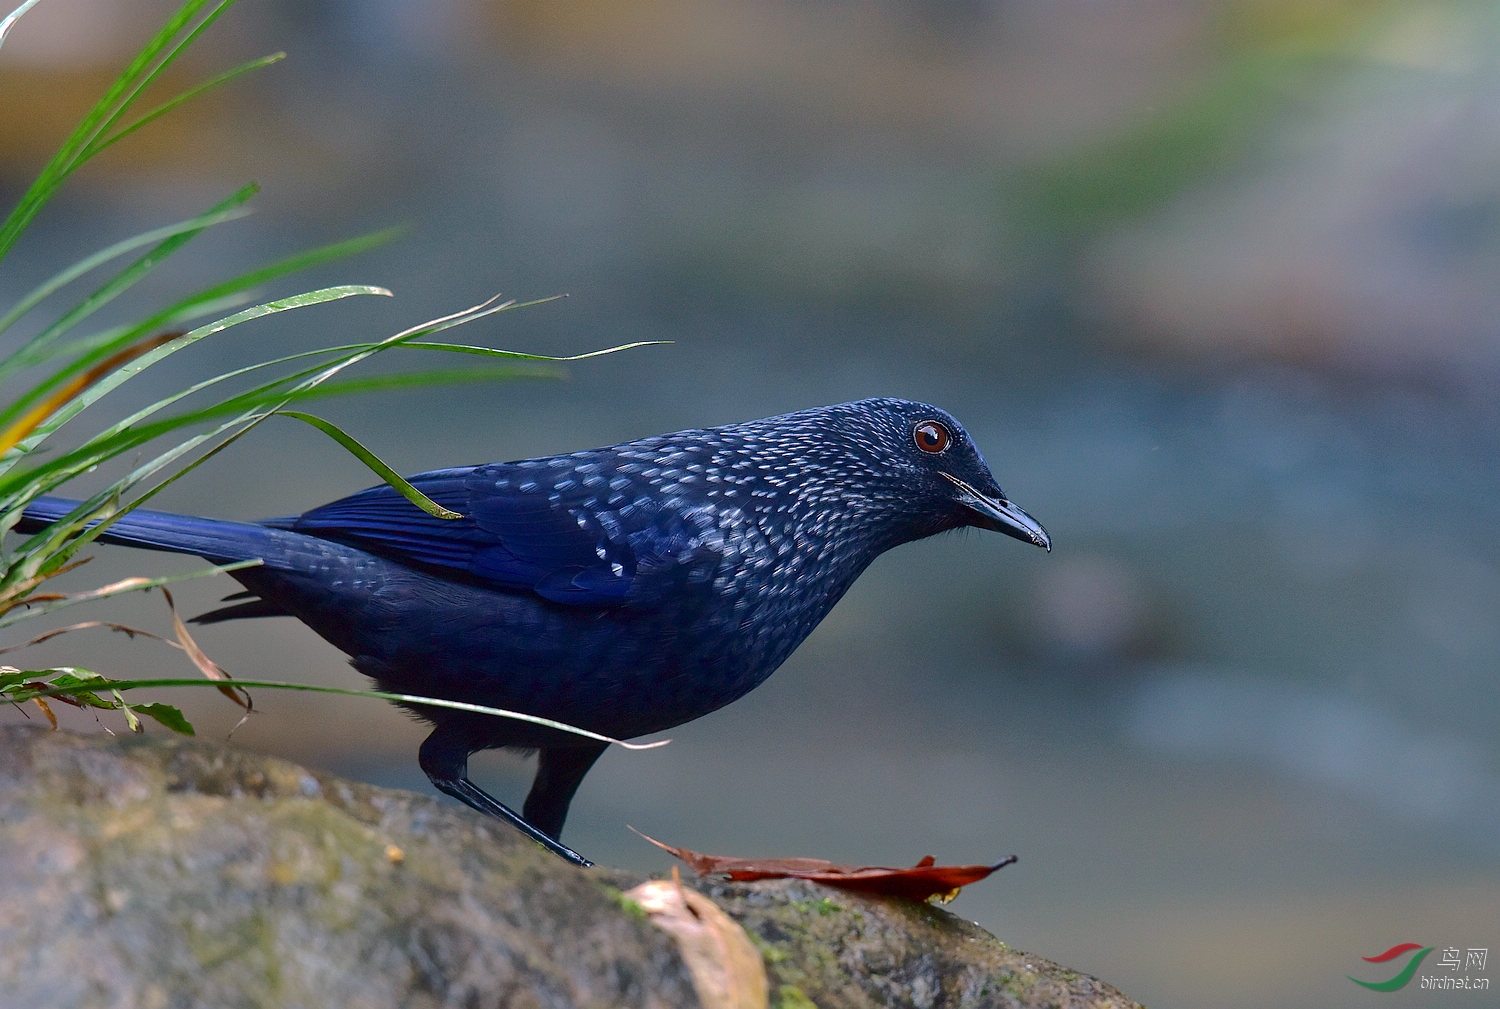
[17,398,1048,865]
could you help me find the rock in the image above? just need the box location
[687,879,1139,1009]
[0,724,694,1009]
[0,725,1140,1009]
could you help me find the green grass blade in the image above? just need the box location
[84,286,391,407]
[107,227,404,358]
[14,285,393,449]
[48,0,236,176]
[2,289,392,468]
[67,1,242,182]
[0,361,550,503]
[88,52,283,161]
[0,224,394,437]
[0,205,254,349]
[7,676,670,750]
[60,328,588,519]
[267,365,556,399]
[0,290,635,510]
[401,339,670,361]
[0,185,261,432]
[277,411,462,519]
[281,293,543,391]
[0,0,225,260]
[0,1,48,50]
[2,295,637,508]
[0,299,533,527]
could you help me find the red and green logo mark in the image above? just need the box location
[1349,943,1434,991]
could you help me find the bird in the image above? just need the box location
[16,398,1049,866]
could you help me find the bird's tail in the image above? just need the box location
[14,496,283,567]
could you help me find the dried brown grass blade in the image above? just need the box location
[0,619,162,654]
[161,587,250,709]
[0,332,181,455]
[30,694,57,729]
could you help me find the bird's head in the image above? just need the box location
[815,398,1051,552]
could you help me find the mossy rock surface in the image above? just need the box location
[0,725,1140,1009]
[668,878,1139,1009]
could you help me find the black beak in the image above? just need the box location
[941,473,1051,552]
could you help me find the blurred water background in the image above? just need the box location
[3,2,1498,1007]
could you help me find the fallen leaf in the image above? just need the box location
[626,868,768,1009]
[632,827,1017,903]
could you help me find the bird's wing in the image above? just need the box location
[283,464,724,607]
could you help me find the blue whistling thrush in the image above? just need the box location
[17,398,1049,866]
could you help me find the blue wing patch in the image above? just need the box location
[281,463,721,608]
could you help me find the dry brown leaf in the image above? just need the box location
[626,868,768,1009]
[161,587,251,710]
[633,827,1017,903]
[29,694,57,729]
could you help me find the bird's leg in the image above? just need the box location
[523,742,609,841]
[418,725,594,868]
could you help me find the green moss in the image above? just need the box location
[774,984,819,1009]
[788,896,840,917]
[600,885,648,921]
[747,930,790,965]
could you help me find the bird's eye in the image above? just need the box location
[913,420,951,454]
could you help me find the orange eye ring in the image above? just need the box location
[913,420,951,454]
